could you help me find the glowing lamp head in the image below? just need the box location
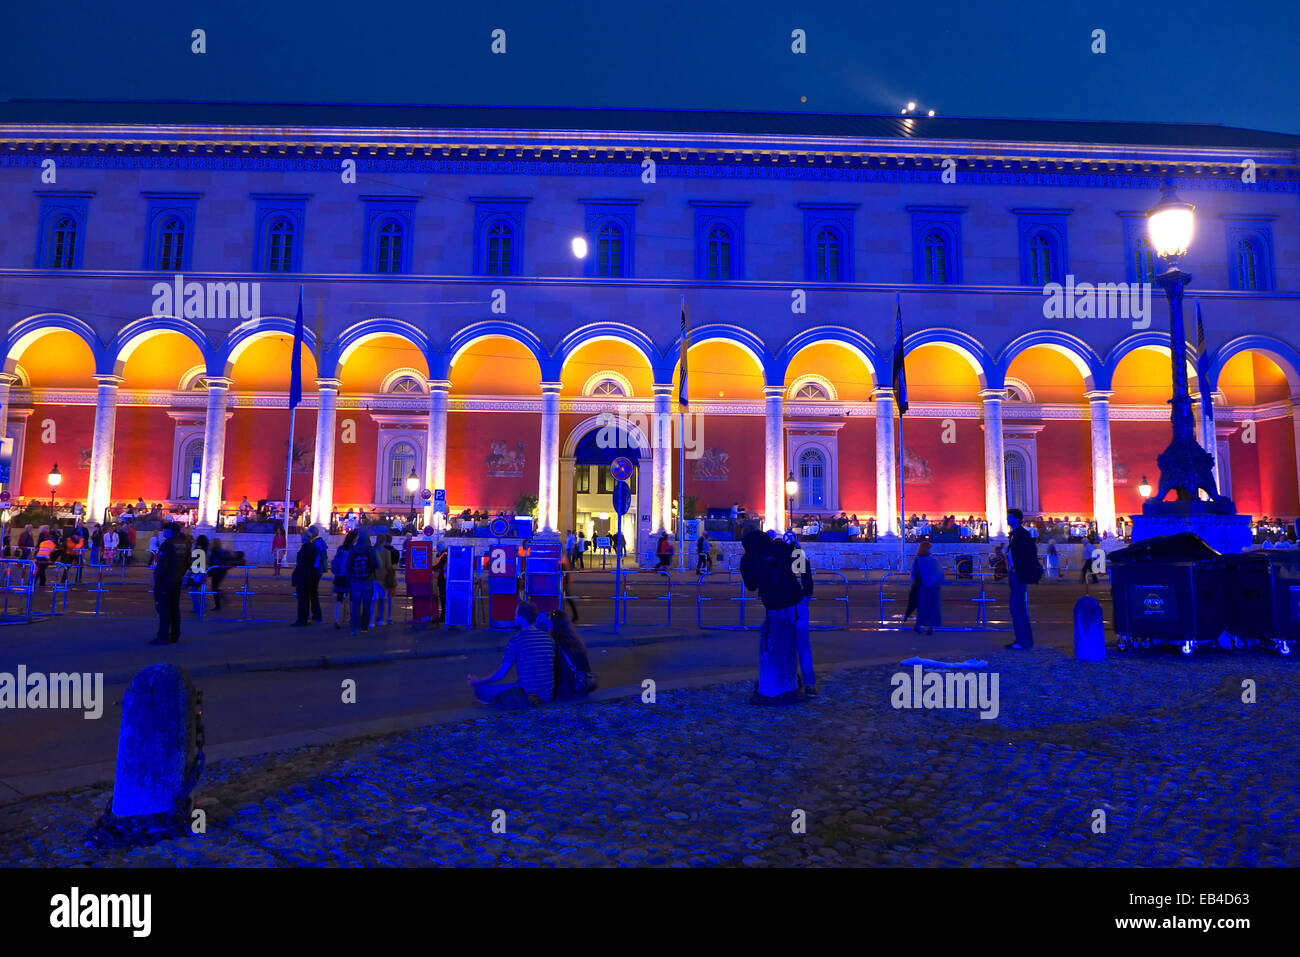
[406,468,419,494]
[785,472,798,498]
[571,236,588,259]
[1138,475,1152,498]
[1146,180,1195,261]
[906,101,916,111]
[48,464,62,488]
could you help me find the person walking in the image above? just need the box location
[35,531,56,585]
[208,537,233,610]
[574,530,586,570]
[148,523,186,645]
[1006,508,1041,650]
[564,529,576,567]
[696,532,711,574]
[739,528,804,704]
[655,532,673,570]
[308,526,328,623]
[989,543,1009,581]
[272,525,287,577]
[18,525,35,561]
[432,543,448,622]
[349,530,377,634]
[371,534,393,626]
[102,525,120,567]
[331,529,356,630]
[291,531,318,626]
[912,539,944,635]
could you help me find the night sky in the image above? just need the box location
[1,0,1297,132]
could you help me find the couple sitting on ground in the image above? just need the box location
[467,602,597,708]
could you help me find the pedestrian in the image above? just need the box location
[467,601,556,707]
[383,535,400,624]
[331,529,356,630]
[551,610,597,700]
[35,531,55,585]
[102,525,120,566]
[574,530,586,570]
[912,539,944,635]
[696,532,711,573]
[1079,532,1100,584]
[990,543,1009,581]
[784,529,817,695]
[371,533,393,626]
[349,530,377,634]
[272,525,287,576]
[291,531,318,626]
[432,543,448,622]
[189,534,209,614]
[1005,508,1042,650]
[565,528,576,567]
[148,523,186,645]
[18,525,35,561]
[739,528,804,704]
[655,531,673,570]
[208,537,233,610]
[1045,542,1060,578]
[89,524,103,566]
[147,529,160,567]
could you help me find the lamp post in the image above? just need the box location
[405,468,419,523]
[48,463,61,510]
[785,471,798,531]
[1138,475,1152,499]
[1144,180,1229,511]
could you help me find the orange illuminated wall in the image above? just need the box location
[1005,348,1087,403]
[903,345,980,403]
[682,414,764,514]
[450,338,540,395]
[222,408,316,505]
[560,340,654,396]
[673,342,764,401]
[331,411,380,507]
[20,405,95,502]
[229,337,318,393]
[119,333,205,390]
[784,344,874,401]
[896,415,985,516]
[1217,353,1291,406]
[109,407,177,502]
[1033,420,1092,516]
[835,415,876,513]
[338,336,428,393]
[15,331,96,388]
[1111,420,1172,517]
[446,409,538,509]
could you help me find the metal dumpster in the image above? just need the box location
[1108,532,1227,655]
[1213,548,1300,656]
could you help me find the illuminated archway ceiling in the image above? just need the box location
[902,344,980,402]
[1005,346,1087,402]
[338,335,429,393]
[1111,348,1195,405]
[13,330,97,388]
[1217,352,1291,406]
[784,342,874,399]
[230,336,318,392]
[560,339,654,395]
[672,340,764,401]
[119,331,206,390]
[450,337,541,395]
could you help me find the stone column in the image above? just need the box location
[763,386,785,532]
[651,385,673,534]
[423,379,450,527]
[1085,389,1118,537]
[309,377,341,528]
[196,377,232,529]
[980,388,1009,539]
[85,374,123,525]
[537,382,562,534]
[873,387,899,538]
[0,373,16,493]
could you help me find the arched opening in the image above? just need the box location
[564,424,642,559]
[1004,345,1092,520]
[560,338,654,398]
[1217,350,1298,518]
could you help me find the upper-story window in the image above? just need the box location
[691,201,748,281]
[252,194,309,273]
[1015,208,1070,286]
[1224,218,1275,292]
[596,222,624,278]
[814,227,842,281]
[1133,234,1157,284]
[486,219,514,276]
[375,219,404,273]
[266,218,295,272]
[388,375,424,394]
[801,204,857,282]
[706,225,733,280]
[907,205,963,285]
[1235,238,1261,289]
[35,192,91,269]
[142,193,200,272]
[794,382,831,400]
[589,377,627,397]
[923,229,950,284]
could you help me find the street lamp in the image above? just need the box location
[571,236,588,259]
[48,463,61,509]
[405,468,419,522]
[1138,475,1152,499]
[785,471,798,530]
[1143,180,1229,511]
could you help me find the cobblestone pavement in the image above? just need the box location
[1,647,1296,867]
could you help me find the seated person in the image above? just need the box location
[467,601,555,707]
[550,611,597,700]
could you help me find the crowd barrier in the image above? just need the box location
[0,559,37,623]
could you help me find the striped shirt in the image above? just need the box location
[503,631,556,702]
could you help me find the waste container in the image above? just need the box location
[1107,532,1227,655]
[1214,548,1300,656]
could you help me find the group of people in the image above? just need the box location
[5,521,138,584]
[467,601,596,708]
[304,529,441,634]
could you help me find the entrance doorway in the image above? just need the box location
[563,425,641,560]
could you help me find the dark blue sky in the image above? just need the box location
[2,0,1297,133]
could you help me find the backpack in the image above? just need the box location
[554,644,598,700]
[313,539,328,575]
[352,549,373,580]
[331,548,348,578]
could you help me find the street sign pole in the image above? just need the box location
[614,507,622,634]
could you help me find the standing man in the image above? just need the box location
[564,529,576,567]
[1005,508,1041,650]
[148,522,186,645]
[290,531,317,626]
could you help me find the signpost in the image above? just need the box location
[612,478,631,633]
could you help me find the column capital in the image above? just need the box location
[315,377,343,392]
[539,381,563,395]
[0,372,19,388]
[652,382,675,398]
[871,386,896,402]
[205,376,234,390]
[426,378,452,394]
[93,374,125,388]
[762,385,786,399]
[978,388,1008,403]
[1083,389,1115,402]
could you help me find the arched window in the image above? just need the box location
[794,382,831,400]
[386,441,418,505]
[266,217,295,272]
[48,215,79,269]
[387,375,424,394]
[589,377,628,397]
[596,222,623,277]
[375,219,404,274]
[923,229,950,284]
[814,226,842,281]
[1027,231,1055,286]
[158,217,187,271]
[1236,237,1261,290]
[1004,450,1027,512]
[1133,234,1157,284]
[183,439,204,500]
[487,220,514,276]
[705,225,733,280]
[797,449,826,510]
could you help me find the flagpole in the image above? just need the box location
[897,400,906,573]
[678,409,686,571]
[283,407,297,539]
[283,285,305,540]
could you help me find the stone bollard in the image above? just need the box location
[1073,595,1106,661]
[86,663,203,847]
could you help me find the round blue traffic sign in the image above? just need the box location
[610,456,634,482]
[612,480,632,516]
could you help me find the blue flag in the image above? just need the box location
[289,286,304,410]
[891,294,908,415]
[1195,299,1211,414]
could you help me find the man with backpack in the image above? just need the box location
[148,523,187,645]
[330,530,355,630]
[739,528,804,704]
[348,531,377,634]
[1005,508,1042,650]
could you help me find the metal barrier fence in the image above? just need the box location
[0,559,37,623]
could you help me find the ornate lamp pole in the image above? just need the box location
[1144,180,1231,512]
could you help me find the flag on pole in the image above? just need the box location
[891,294,908,415]
[1195,299,1211,416]
[678,296,690,409]
[289,286,305,411]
